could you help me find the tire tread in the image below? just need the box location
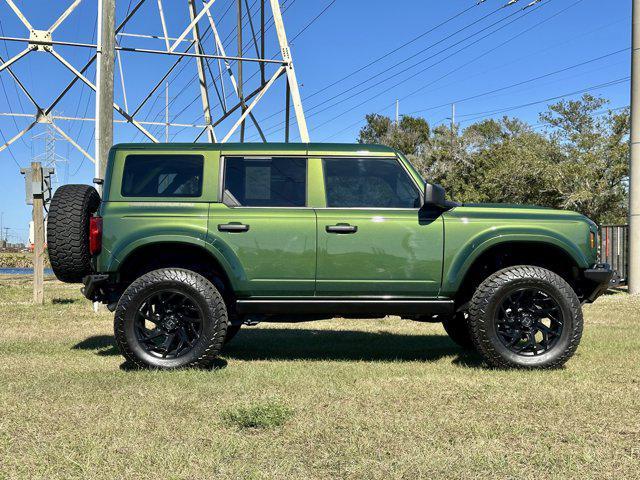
[113,268,228,369]
[467,265,583,369]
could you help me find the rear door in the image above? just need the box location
[315,156,443,297]
[208,154,316,297]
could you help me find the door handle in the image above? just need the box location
[218,223,250,233]
[326,224,358,234]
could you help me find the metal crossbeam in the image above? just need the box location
[4,0,33,31]
[49,0,83,33]
[0,0,310,171]
[169,0,217,52]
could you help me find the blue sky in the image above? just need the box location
[0,0,632,242]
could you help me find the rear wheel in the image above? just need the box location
[468,265,583,369]
[114,268,228,369]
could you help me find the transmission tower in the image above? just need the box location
[0,0,310,183]
[31,120,68,185]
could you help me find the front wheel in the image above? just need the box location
[114,268,228,369]
[468,266,583,369]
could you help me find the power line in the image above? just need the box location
[256,0,508,131]
[304,1,482,103]
[458,77,630,123]
[322,83,630,143]
[409,47,630,115]
[312,0,584,139]
[289,0,335,44]
[303,0,554,136]
[404,15,629,115]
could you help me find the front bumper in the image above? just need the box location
[582,263,613,303]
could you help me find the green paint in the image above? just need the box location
[97,143,598,299]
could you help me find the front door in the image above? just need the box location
[208,155,316,297]
[315,157,443,297]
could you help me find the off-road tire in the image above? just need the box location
[468,265,583,369]
[442,312,474,350]
[114,268,228,369]
[47,184,100,283]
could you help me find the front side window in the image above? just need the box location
[323,158,421,208]
[121,154,203,197]
[224,157,307,207]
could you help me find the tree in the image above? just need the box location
[539,95,629,223]
[358,114,430,157]
[356,94,629,224]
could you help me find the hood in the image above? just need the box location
[447,202,592,224]
[461,203,553,210]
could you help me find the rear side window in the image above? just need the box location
[323,158,421,208]
[223,157,306,207]
[121,155,204,197]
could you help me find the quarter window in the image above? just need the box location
[223,157,307,207]
[323,158,421,208]
[121,154,203,197]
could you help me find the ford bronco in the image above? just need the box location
[47,143,612,370]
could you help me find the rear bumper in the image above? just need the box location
[81,274,114,303]
[582,263,613,303]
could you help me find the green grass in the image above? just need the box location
[1,276,639,479]
[222,402,293,430]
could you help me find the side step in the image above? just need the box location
[235,298,454,316]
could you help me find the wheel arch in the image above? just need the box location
[446,238,585,307]
[116,239,238,297]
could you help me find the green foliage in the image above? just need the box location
[357,95,630,224]
[221,401,293,429]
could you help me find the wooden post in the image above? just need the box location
[95,0,116,192]
[32,162,45,305]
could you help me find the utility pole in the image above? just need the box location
[631,0,640,294]
[31,163,45,305]
[450,103,456,158]
[395,99,399,125]
[95,0,116,192]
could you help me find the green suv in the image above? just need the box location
[47,143,612,370]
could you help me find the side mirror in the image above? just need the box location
[423,183,447,209]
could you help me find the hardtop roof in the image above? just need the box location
[111,142,397,156]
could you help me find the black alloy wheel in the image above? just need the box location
[134,290,204,359]
[468,265,583,369]
[495,287,564,356]
[114,268,227,369]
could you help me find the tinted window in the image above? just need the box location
[224,157,306,207]
[323,158,420,208]
[121,155,203,197]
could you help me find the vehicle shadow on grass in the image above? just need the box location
[72,330,484,368]
[225,328,483,366]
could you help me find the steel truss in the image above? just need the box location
[0,0,309,168]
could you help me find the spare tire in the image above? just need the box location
[48,184,100,283]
